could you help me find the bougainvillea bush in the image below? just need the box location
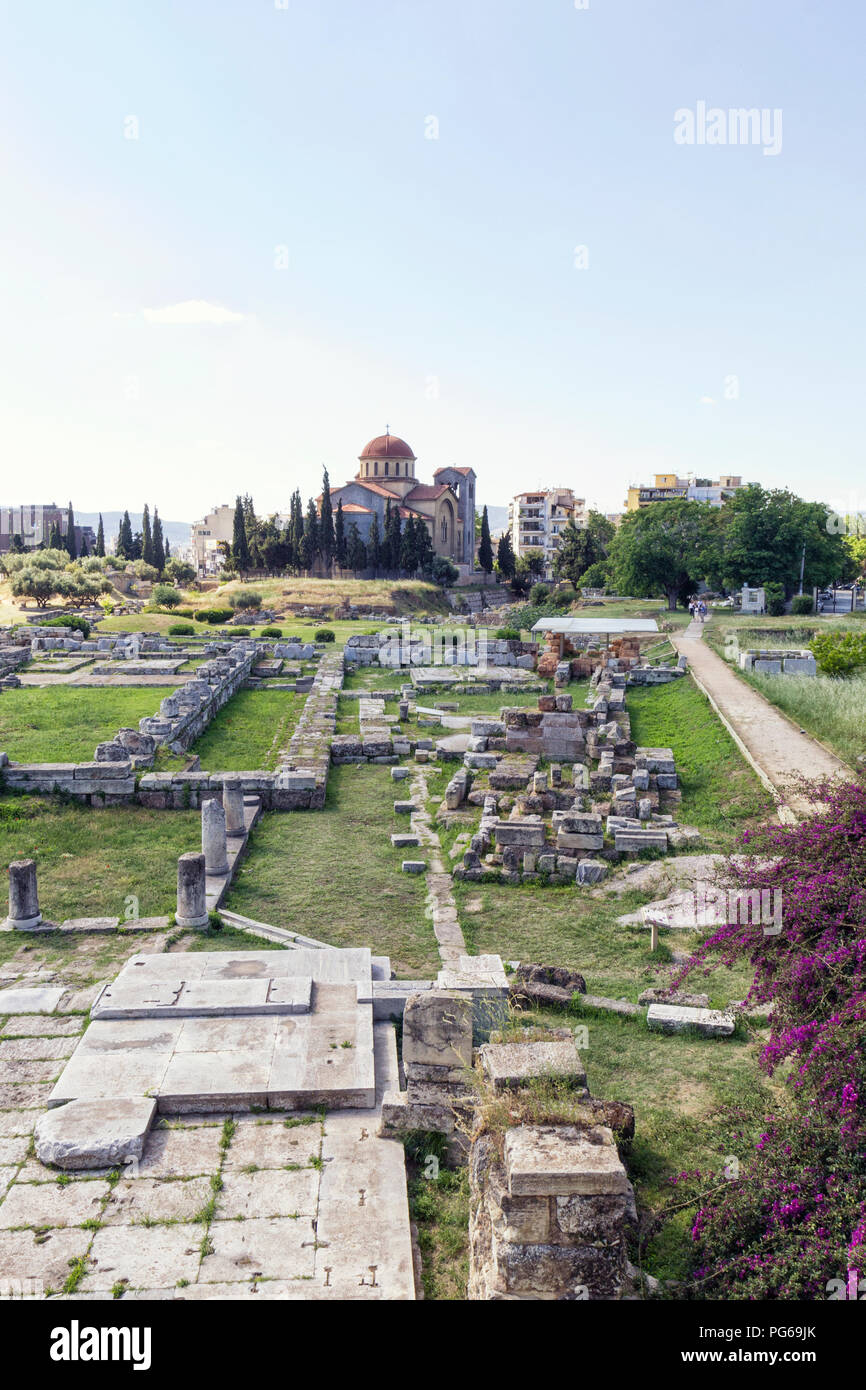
[672,776,866,1299]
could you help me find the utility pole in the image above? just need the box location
[798,542,806,596]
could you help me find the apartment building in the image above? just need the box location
[508,488,588,579]
[624,474,744,512]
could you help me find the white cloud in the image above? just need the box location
[141,300,250,325]
[700,395,717,405]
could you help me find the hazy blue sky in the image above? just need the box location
[1,0,863,520]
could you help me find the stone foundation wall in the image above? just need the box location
[468,1124,632,1300]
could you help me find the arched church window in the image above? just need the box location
[385,462,389,476]
[374,462,378,476]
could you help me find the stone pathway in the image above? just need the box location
[673,617,848,818]
[408,767,467,969]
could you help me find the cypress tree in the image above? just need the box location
[415,518,434,574]
[304,498,320,571]
[95,514,105,557]
[497,530,516,581]
[152,510,165,573]
[368,513,381,573]
[232,496,250,572]
[400,514,418,575]
[347,523,366,574]
[49,520,63,549]
[66,501,77,559]
[478,505,494,575]
[141,505,153,565]
[319,469,335,573]
[334,499,347,570]
[384,500,402,575]
[119,510,134,559]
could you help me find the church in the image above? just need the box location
[328,432,476,573]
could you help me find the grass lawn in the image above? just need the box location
[452,877,775,1281]
[741,669,865,769]
[627,675,772,844]
[224,763,439,976]
[0,686,174,763]
[0,796,199,922]
[190,689,303,771]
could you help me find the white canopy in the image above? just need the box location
[529,617,659,635]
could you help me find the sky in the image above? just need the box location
[1,0,864,523]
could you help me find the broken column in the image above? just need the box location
[176,852,209,928]
[201,797,229,875]
[4,859,43,930]
[222,779,246,838]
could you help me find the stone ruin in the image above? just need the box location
[455,667,701,888]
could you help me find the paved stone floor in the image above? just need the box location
[0,943,415,1301]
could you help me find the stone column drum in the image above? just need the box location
[202,797,229,875]
[222,780,246,838]
[4,859,43,930]
[176,852,209,929]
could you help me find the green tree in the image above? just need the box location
[496,530,516,581]
[383,500,402,574]
[319,470,335,573]
[152,510,165,574]
[141,504,153,565]
[712,485,847,595]
[368,513,382,573]
[65,501,77,559]
[400,514,419,574]
[334,499,347,570]
[608,499,718,610]
[299,498,319,572]
[347,523,367,574]
[49,520,63,550]
[415,518,434,575]
[95,514,105,557]
[553,511,615,587]
[478,505,494,575]
[117,510,134,561]
[231,496,250,573]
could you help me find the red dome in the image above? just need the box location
[359,433,416,461]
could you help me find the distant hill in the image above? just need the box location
[75,512,191,551]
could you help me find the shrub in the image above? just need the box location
[810,629,866,676]
[496,627,521,641]
[230,590,263,611]
[168,623,195,636]
[790,594,815,615]
[426,555,459,588]
[671,778,866,1299]
[152,584,181,609]
[231,628,250,637]
[763,582,786,617]
[260,626,282,638]
[195,607,234,625]
[315,628,335,643]
[530,583,550,605]
[43,614,90,638]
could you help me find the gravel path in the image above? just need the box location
[673,618,847,818]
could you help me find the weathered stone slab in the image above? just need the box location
[0,986,64,1014]
[505,1125,629,1196]
[478,1039,587,1090]
[34,1096,156,1170]
[402,990,473,1070]
[646,1003,735,1036]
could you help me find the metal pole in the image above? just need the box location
[798,542,805,596]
